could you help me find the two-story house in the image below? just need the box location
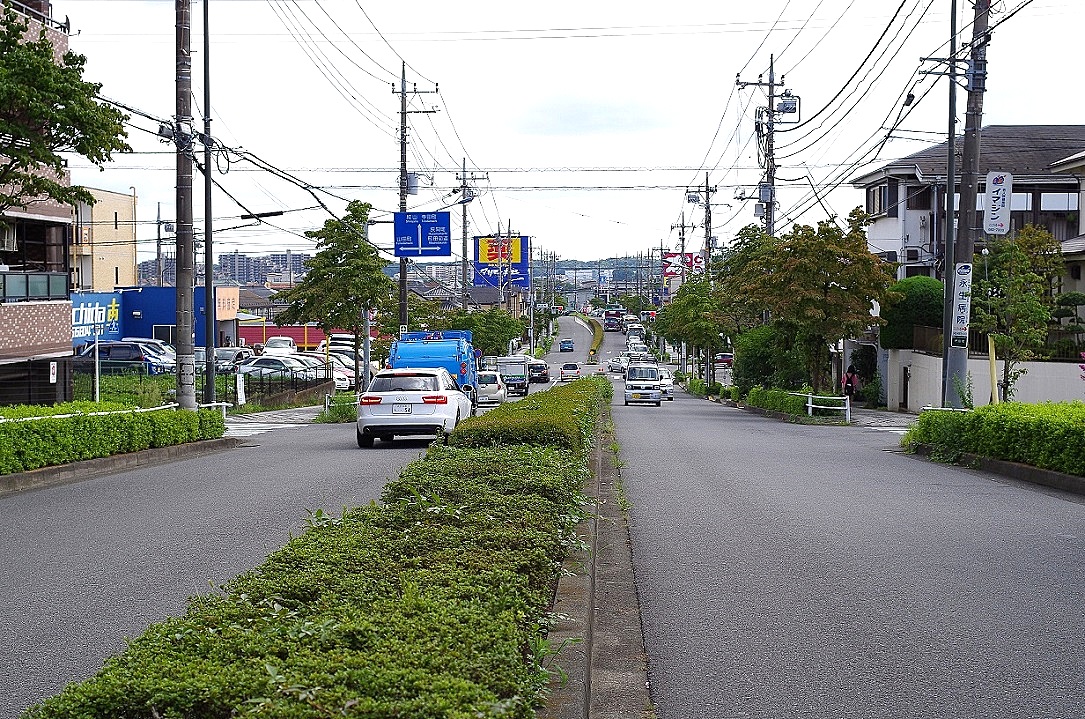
[0,1,75,405]
[850,125,1085,280]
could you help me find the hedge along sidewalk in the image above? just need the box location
[0,403,227,477]
[902,401,1085,493]
[24,376,613,719]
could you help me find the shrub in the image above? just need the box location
[687,378,707,397]
[903,402,1085,476]
[745,386,807,416]
[732,323,806,395]
[25,369,612,719]
[0,408,225,475]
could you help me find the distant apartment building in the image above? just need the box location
[425,262,462,289]
[217,251,270,285]
[72,187,138,291]
[0,1,76,404]
[266,251,309,282]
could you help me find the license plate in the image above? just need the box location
[632,393,642,399]
[392,404,412,414]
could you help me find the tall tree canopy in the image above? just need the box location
[274,201,392,374]
[736,209,897,391]
[0,8,129,216]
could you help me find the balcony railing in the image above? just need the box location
[0,271,70,302]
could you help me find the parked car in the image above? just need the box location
[559,338,575,352]
[292,353,350,390]
[194,346,254,374]
[528,361,550,383]
[356,367,474,447]
[300,351,356,389]
[559,362,582,381]
[658,367,674,401]
[237,355,316,379]
[624,363,662,407]
[476,371,507,404]
[260,336,298,356]
[714,352,734,368]
[121,337,176,359]
[74,340,175,375]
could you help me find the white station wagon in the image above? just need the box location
[356,367,474,447]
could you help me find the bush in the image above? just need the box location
[25,374,613,719]
[732,324,806,395]
[880,276,944,349]
[903,402,1085,476]
[0,408,225,475]
[687,378,707,397]
[745,386,807,416]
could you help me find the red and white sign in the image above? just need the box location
[662,252,705,277]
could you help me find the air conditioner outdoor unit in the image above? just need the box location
[0,225,16,252]
[904,248,920,262]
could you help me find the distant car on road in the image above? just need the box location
[356,367,473,447]
[528,361,550,383]
[559,338,575,352]
[714,352,734,368]
[624,363,662,407]
[559,362,582,381]
[476,371,507,404]
[658,367,674,401]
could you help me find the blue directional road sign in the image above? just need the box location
[393,212,452,257]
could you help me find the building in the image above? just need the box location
[72,187,138,291]
[0,1,76,404]
[850,125,1085,280]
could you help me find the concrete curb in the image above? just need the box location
[909,443,1085,496]
[541,418,654,719]
[0,437,245,499]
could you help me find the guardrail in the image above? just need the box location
[788,392,851,423]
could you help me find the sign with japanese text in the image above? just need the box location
[473,235,530,289]
[983,171,1013,235]
[394,212,452,257]
[950,263,973,348]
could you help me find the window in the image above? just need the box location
[907,186,932,210]
[866,185,888,215]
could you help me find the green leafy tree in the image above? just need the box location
[737,209,897,392]
[440,307,526,357]
[0,7,129,218]
[879,275,944,349]
[971,224,1062,400]
[273,201,392,380]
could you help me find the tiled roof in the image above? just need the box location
[853,125,1085,186]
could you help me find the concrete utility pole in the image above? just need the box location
[737,55,786,236]
[393,61,437,329]
[671,211,697,280]
[201,0,215,403]
[174,0,196,410]
[457,158,486,310]
[702,172,717,279]
[943,0,992,408]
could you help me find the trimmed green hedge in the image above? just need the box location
[24,377,612,719]
[451,376,611,454]
[0,407,226,475]
[903,402,1085,476]
[745,386,808,416]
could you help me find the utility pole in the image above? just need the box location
[702,172,717,279]
[393,61,438,330]
[174,0,196,410]
[737,55,796,236]
[156,202,163,287]
[457,159,486,310]
[942,0,993,408]
[201,0,215,404]
[671,211,697,280]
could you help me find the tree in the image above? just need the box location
[970,224,1062,400]
[737,209,897,392]
[273,201,392,382]
[879,275,944,349]
[0,8,129,218]
[441,308,525,357]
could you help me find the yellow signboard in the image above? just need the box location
[477,236,523,265]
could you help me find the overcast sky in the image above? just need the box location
[53,0,1082,266]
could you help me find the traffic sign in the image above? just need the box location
[394,212,452,257]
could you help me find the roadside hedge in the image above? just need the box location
[745,386,808,416]
[0,407,226,475]
[24,376,611,719]
[903,401,1085,476]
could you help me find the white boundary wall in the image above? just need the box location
[887,349,1083,412]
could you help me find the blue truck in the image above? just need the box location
[388,330,479,405]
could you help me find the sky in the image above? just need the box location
[51,0,1083,267]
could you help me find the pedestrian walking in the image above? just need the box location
[842,364,860,399]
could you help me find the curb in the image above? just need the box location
[0,437,245,499]
[909,443,1085,496]
[542,418,653,719]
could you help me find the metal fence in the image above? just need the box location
[912,325,1083,361]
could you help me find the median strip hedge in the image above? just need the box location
[903,401,1085,477]
[0,406,226,475]
[24,376,612,719]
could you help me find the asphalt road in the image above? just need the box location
[0,422,434,718]
[0,325,592,718]
[613,377,1085,717]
